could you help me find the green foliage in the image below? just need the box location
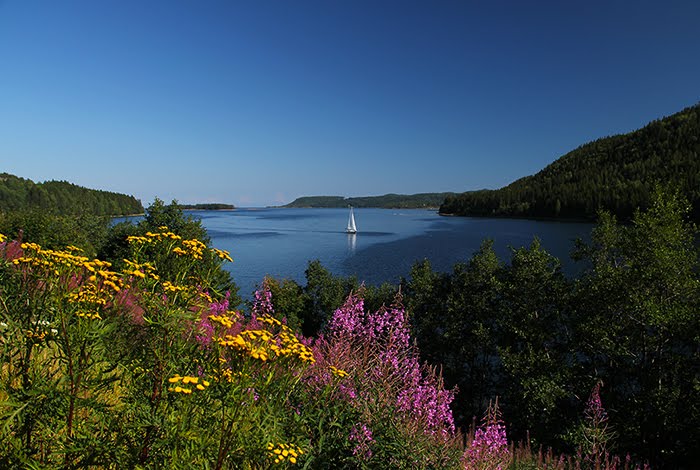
[496,239,572,442]
[100,198,240,306]
[260,276,306,331]
[285,192,456,209]
[441,103,700,220]
[297,260,398,337]
[571,186,700,466]
[0,208,110,257]
[0,172,143,216]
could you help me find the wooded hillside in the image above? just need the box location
[0,173,143,216]
[440,104,700,220]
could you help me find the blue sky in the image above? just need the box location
[1,1,699,207]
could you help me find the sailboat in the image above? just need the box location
[346,206,357,234]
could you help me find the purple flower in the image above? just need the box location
[252,279,274,318]
[585,381,607,428]
[463,400,511,470]
[349,423,374,460]
[322,293,457,438]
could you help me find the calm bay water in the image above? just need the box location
[185,208,594,298]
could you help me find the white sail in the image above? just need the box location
[346,206,357,233]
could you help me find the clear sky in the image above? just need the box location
[1,1,699,207]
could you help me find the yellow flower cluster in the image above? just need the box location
[90,267,123,293]
[179,239,207,260]
[266,442,303,465]
[196,290,213,304]
[218,329,273,361]
[209,313,236,329]
[261,315,316,363]
[168,375,211,394]
[329,365,349,378]
[127,230,183,245]
[125,229,234,266]
[211,248,233,262]
[73,274,121,322]
[122,259,159,281]
[259,314,282,327]
[126,229,213,262]
[76,311,102,320]
[0,233,6,243]
[276,330,316,364]
[11,243,123,320]
[13,243,96,273]
[68,284,108,320]
[162,281,190,294]
[12,243,120,288]
[26,329,48,342]
[217,323,315,364]
[218,365,244,383]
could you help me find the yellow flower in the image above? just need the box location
[267,443,303,465]
[330,366,349,378]
[212,248,233,262]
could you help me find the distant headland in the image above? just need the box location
[178,203,235,211]
[283,193,456,209]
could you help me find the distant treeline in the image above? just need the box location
[285,193,456,209]
[179,203,235,210]
[0,173,143,216]
[440,103,700,220]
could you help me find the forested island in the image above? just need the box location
[0,173,143,216]
[179,203,235,210]
[285,192,455,209]
[440,103,700,220]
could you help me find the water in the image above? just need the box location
[185,208,594,297]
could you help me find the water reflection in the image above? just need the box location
[347,233,357,253]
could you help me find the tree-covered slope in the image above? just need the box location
[440,103,700,220]
[0,173,143,216]
[285,193,455,209]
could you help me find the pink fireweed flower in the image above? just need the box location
[322,293,457,438]
[327,293,366,339]
[585,381,607,429]
[252,279,274,318]
[463,400,511,470]
[349,422,374,461]
[582,381,614,463]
